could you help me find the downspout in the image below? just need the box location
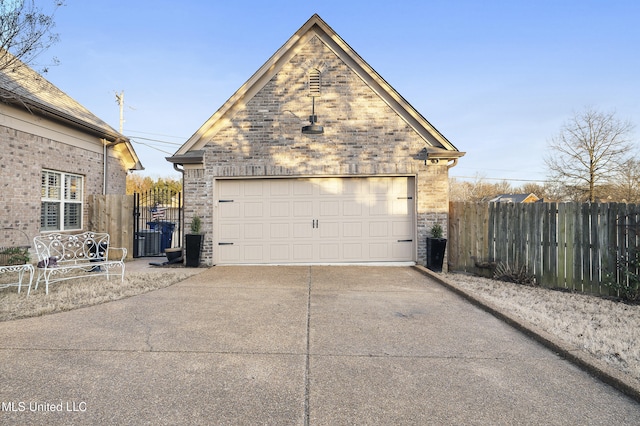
[102,139,108,195]
[173,162,185,250]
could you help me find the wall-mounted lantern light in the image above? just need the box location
[417,147,429,165]
[302,97,324,135]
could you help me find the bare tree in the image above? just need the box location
[545,108,635,202]
[0,0,64,72]
[605,158,640,203]
[449,176,513,202]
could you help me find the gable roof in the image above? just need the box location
[171,14,463,160]
[0,52,143,170]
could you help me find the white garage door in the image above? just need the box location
[215,177,415,264]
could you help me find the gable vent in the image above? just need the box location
[308,69,321,97]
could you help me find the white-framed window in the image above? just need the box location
[41,170,84,231]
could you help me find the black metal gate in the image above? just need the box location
[133,189,183,258]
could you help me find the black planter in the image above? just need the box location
[185,234,203,267]
[426,237,447,272]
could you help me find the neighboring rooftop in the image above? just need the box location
[0,51,142,170]
[490,193,541,203]
[0,58,114,140]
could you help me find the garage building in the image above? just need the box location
[168,14,464,266]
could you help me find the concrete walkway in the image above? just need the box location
[0,266,639,425]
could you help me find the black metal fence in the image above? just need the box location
[133,190,183,258]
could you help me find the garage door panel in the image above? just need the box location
[392,220,412,237]
[392,199,411,215]
[270,223,290,239]
[244,181,265,197]
[369,179,390,194]
[319,243,340,260]
[343,200,362,216]
[244,202,264,217]
[270,202,289,217]
[343,222,362,238]
[244,223,264,239]
[219,181,241,197]
[293,244,313,260]
[319,178,342,195]
[342,178,362,194]
[343,243,362,259]
[270,180,290,196]
[369,222,389,237]
[270,244,290,260]
[218,244,240,262]
[320,200,340,217]
[370,200,391,216]
[293,180,314,195]
[216,177,414,264]
[244,245,263,261]
[220,223,240,239]
[368,243,389,259]
[220,202,240,218]
[319,221,340,238]
[293,222,313,238]
[294,201,313,217]
[393,242,413,259]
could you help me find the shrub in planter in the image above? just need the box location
[185,216,203,267]
[426,223,447,272]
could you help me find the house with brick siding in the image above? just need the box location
[0,54,142,246]
[168,14,464,266]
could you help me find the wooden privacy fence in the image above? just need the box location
[448,202,640,294]
[88,195,134,260]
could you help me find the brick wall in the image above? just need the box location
[184,35,453,265]
[0,123,128,245]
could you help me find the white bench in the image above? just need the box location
[33,232,126,294]
[0,262,34,296]
[1,228,34,296]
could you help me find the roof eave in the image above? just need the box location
[166,150,205,165]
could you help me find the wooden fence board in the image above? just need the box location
[88,195,134,260]
[564,203,576,290]
[449,202,640,296]
[557,203,567,289]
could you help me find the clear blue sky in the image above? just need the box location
[42,0,639,183]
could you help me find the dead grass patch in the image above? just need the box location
[447,273,640,383]
[0,269,201,322]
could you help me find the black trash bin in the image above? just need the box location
[147,221,176,253]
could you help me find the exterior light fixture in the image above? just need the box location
[302,97,324,135]
[302,69,324,135]
[417,147,428,165]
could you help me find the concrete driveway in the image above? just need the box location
[0,266,639,425]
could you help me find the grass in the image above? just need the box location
[448,272,640,383]
[0,267,201,322]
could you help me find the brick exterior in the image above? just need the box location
[0,123,127,246]
[183,35,454,266]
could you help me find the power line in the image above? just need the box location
[128,136,183,146]
[126,129,187,140]
[451,175,550,183]
[129,139,175,155]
